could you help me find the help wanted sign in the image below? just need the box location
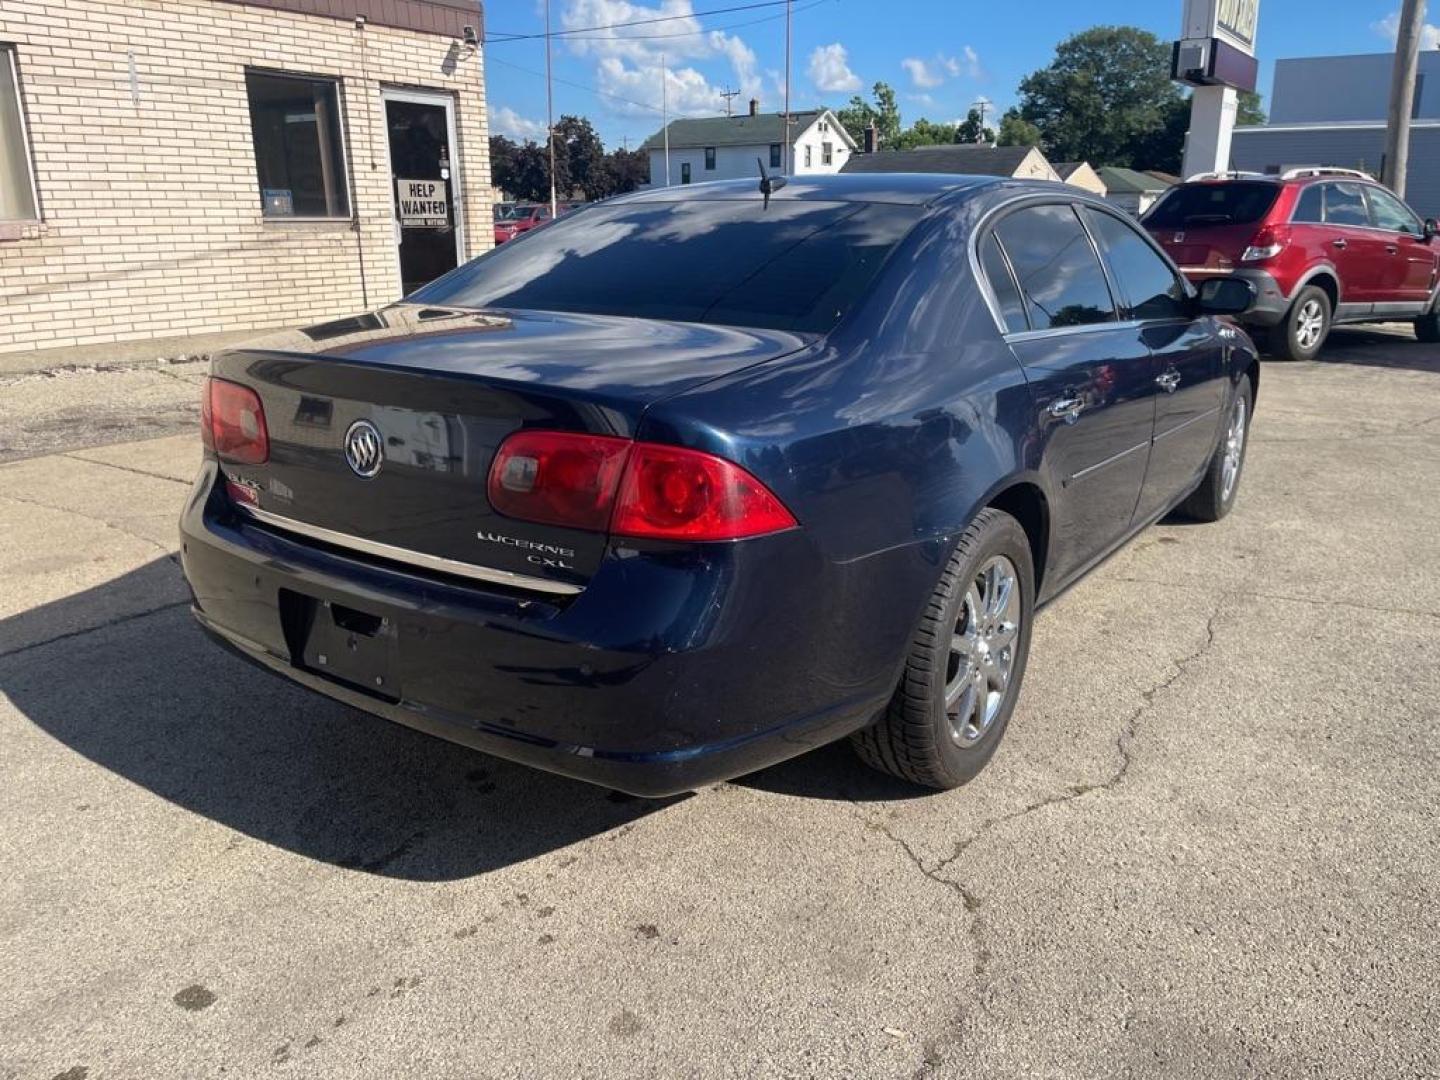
[397,178,449,228]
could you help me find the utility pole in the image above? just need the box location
[544,0,557,216]
[782,0,792,172]
[1383,0,1427,195]
[720,85,740,117]
[971,96,992,143]
[661,55,671,187]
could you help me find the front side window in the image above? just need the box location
[993,204,1117,330]
[681,162,691,184]
[412,199,922,334]
[245,70,350,218]
[1323,182,1368,227]
[1,45,39,221]
[1292,184,1323,224]
[822,141,833,166]
[769,143,782,168]
[1084,208,1188,321]
[704,146,716,170]
[1365,186,1423,235]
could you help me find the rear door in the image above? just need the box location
[1364,185,1439,303]
[985,202,1156,583]
[1084,206,1229,521]
[1321,182,1386,307]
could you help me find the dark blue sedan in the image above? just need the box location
[180,174,1258,796]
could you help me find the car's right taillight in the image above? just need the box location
[487,430,797,542]
[201,377,269,464]
[1241,224,1289,263]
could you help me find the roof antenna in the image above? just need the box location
[756,157,787,209]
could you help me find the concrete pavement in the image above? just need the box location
[1,327,1438,1078]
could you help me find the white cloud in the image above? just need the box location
[901,58,944,89]
[1372,10,1440,50]
[901,48,981,89]
[809,43,862,93]
[559,0,764,120]
[492,105,548,141]
[961,45,982,79]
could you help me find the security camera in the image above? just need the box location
[462,25,479,47]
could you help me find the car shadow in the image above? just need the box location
[737,739,932,802]
[1309,325,1440,374]
[0,558,681,881]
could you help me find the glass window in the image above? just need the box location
[1084,208,1188,321]
[412,199,923,334]
[822,141,833,166]
[1323,183,1368,227]
[1143,181,1279,228]
[681,162,691,184]
[704,146,716,171]
[980,233,1028,332]
[993,204,1117,330]
[1292,184,1323,224]
[769,144,782,168]
[1365,186,1423,235]
[1,45,39,221]
[245,70,350,218]
[804,144,812,168]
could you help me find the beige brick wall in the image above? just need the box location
[0,0,492,355]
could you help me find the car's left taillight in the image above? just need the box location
[1241,224,1289,263]
[201,377,269,464]
[487,430,797,542]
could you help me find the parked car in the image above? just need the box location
[493,203,552,245]
[1143,168,1440,360]
[182,175,1258,796]
[491,201,515,223]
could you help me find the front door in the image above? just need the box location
[384,90,462,296]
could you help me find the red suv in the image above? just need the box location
[1143,169,1440,360]
[493,203,553,245]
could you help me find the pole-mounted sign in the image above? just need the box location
[1174,0,1262,180]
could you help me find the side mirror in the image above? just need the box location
[1197,276,1256,316]
[1424,218,1438,243]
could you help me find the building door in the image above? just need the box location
[383,89,463,297]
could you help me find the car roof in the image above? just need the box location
[607,173,1004,208]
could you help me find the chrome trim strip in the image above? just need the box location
[239,507,584,596]
[1153,405,1222,443]
[1065,440,1150,486]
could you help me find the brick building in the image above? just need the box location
[0,0,490,357]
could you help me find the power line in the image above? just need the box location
[540,0,831,44]
[487,54,666,116]
[487,0,793,42]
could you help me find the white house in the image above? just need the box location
[641,101,857,185]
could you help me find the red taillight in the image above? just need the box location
[1241,224,1289,263]
[486,431,797,541]
[612,442,797,541]
[201,377,269,464]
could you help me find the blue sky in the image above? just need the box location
[483,1,1438,150]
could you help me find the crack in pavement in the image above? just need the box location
[0,491,178,561]
[62,452,192,487]
[0,599,191,661]
[1110,575,1440,622]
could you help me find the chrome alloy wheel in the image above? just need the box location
[944,555,1020,747]
[1295,297,1326,351]
[1221,392,1247,502]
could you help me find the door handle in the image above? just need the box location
[1048,396,1085,425]
[1387,244,1400,255]
[1156,370,1181,393]
[1332,238,1348,250]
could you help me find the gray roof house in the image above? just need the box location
[641,102,855,186]
[841,143,1058,180]
[1095,166,1174,216]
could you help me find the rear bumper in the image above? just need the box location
[1179,267,1290,327]
[180,462,926,796]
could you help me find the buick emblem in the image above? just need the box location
[343,419,384,479]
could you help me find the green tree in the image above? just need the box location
[996,108,1043,148]
[836,81,902,149]
[1237,89,1266,125]
[553,115,606,200]
[892,117,960,150]
[955,107,996,145]
[1015,26,1184,167]
[601,146,650,196]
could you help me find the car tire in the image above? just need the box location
[1416,311,1440,343]
[1266,285,1331,361]
[851,508,1035,790]
[1177,373,1254,523]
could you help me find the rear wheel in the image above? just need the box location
[1266,285,1331,361]
[1416,311,1440,343]
[851,509,1034,790]
[1177,374,1253,523]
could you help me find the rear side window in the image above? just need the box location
[1292,185,1323,223]
[1144,182,1280,228]
[1084,208,1189,321]
[414,199,923,333]
[1323,183,1368,226]
[993,204,1116,331]
[979,233,1028,332]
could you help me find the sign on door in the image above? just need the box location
[396,178,449,228]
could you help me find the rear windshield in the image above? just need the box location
[413,198,923,333]
[1143,182,1280,228]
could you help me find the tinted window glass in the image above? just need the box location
[1366,187,1422,235]
[414,199,922,333]
[1143,181,1279,228]
[244,70,350,218]
[1324,183,1368,226]
[1085,208,1188,321]
[980,233,1027,332]
[993,204,1116,330]
[1292,184,1323,223]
